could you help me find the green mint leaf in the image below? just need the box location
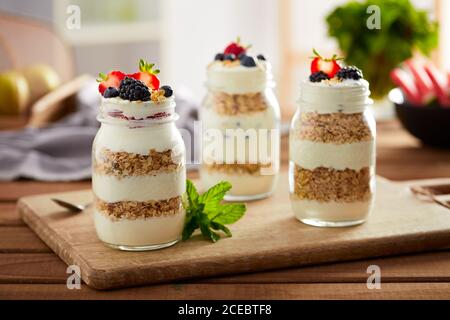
[210,221,232,237]
[182,215,198,241]
[200,224,220,243]
[198,181,231,209]
[211,203,246,225]
[186,179,199,209]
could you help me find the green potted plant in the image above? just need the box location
[326,0,438,115]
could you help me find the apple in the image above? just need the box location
[0,70,30,115]
[22,64,61,105]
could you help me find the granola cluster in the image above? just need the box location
[293,112,373,144]
[292,165,372,202]
[203,162,272,175]
[93,148,181,177]
[212,92,268,115]
[94,195,182,220]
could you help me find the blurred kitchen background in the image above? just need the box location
[0,0,449,180]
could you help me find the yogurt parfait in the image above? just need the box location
[92,60,186,250]
[289,51,376,227]
[200,38,280,201]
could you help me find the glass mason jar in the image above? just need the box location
[289,80,376,227]
[200,61,280,201]
[92,97,186,251]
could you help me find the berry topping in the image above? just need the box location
[97,71,125,95]
[240,55,256,67]
[224,36,249,57]
[336,66,363,80]
[309,71,330,82]
[237,53,247,60]
[118,77,150,101]
[310,49,342,78]
[129,59,160,90]
[257,54,266,61]
[214,53,225,61]
[103,87,119,98]
[224,54,236,61]
[160,85,173,98]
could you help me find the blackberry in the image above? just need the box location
[336,66,363,80]
[160,85,173,97]
[256,54,266,61]
[118,77,150,101]
[309,71,330,82]
[103,87,119,98]
[214,53,225,61]
[237,52,247,60]
[240,56,256,67]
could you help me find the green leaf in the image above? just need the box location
[186,179,199,209]
[182,216,198,241]
[210,221,232,237]
[198,181,231,207]
[200,224,220,243]
[139,58,160,75]
[211,203,246,224]
[96,72,107,82]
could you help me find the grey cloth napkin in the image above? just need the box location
[0,82,199,181]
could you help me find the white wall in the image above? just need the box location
[163,0,279,104]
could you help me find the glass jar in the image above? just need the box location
[92,97,186,251]
[200,62,280,201]
[289,80,376,227]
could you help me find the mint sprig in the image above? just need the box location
[182,180,246,243]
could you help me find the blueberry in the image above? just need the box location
[214,53,224,61]
[240,56,256,67]
[238,53,247,60]
[160,85,173,97]
[257,54,266,61]
[103,87,119,98]
[224,54,236,61]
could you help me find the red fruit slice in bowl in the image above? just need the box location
[405,60,435,104]
[390,68,422,105]
[424,63,450,107]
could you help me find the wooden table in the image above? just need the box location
[1,120,450,299]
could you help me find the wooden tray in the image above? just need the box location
[18,173,450,290]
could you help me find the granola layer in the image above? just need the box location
[212,92,268,115]
[94,195,182,220]
[293,112,373,144]
[93,148,180,177]
[203,162,272,175]
[292,165,372,202]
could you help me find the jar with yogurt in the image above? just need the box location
[92,63,185,251]
[289,62,375,227]
[200,39,280,201]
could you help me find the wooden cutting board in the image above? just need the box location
[18,173,450,290]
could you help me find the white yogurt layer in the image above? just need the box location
[290,139,375,170]
[201,171,277,196]
[201,106,278,131]
[291,198,373,223]
[93,121,185,156]
[299,79,372,114]
[94,209,185,247]
[93,168,186,202]
[101,96,175,120]
[207,60,273,94]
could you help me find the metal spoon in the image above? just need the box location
[51,198,91,213]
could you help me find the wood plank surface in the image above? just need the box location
[17,175,450,289]
[1,283,449,300]
[1,251,450,285]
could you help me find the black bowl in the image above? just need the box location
[389,88,450,148]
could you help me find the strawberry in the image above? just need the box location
[129,59,160,90]
[97,71,125,95]
[310,49,342,78]
[224,37,250,57]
